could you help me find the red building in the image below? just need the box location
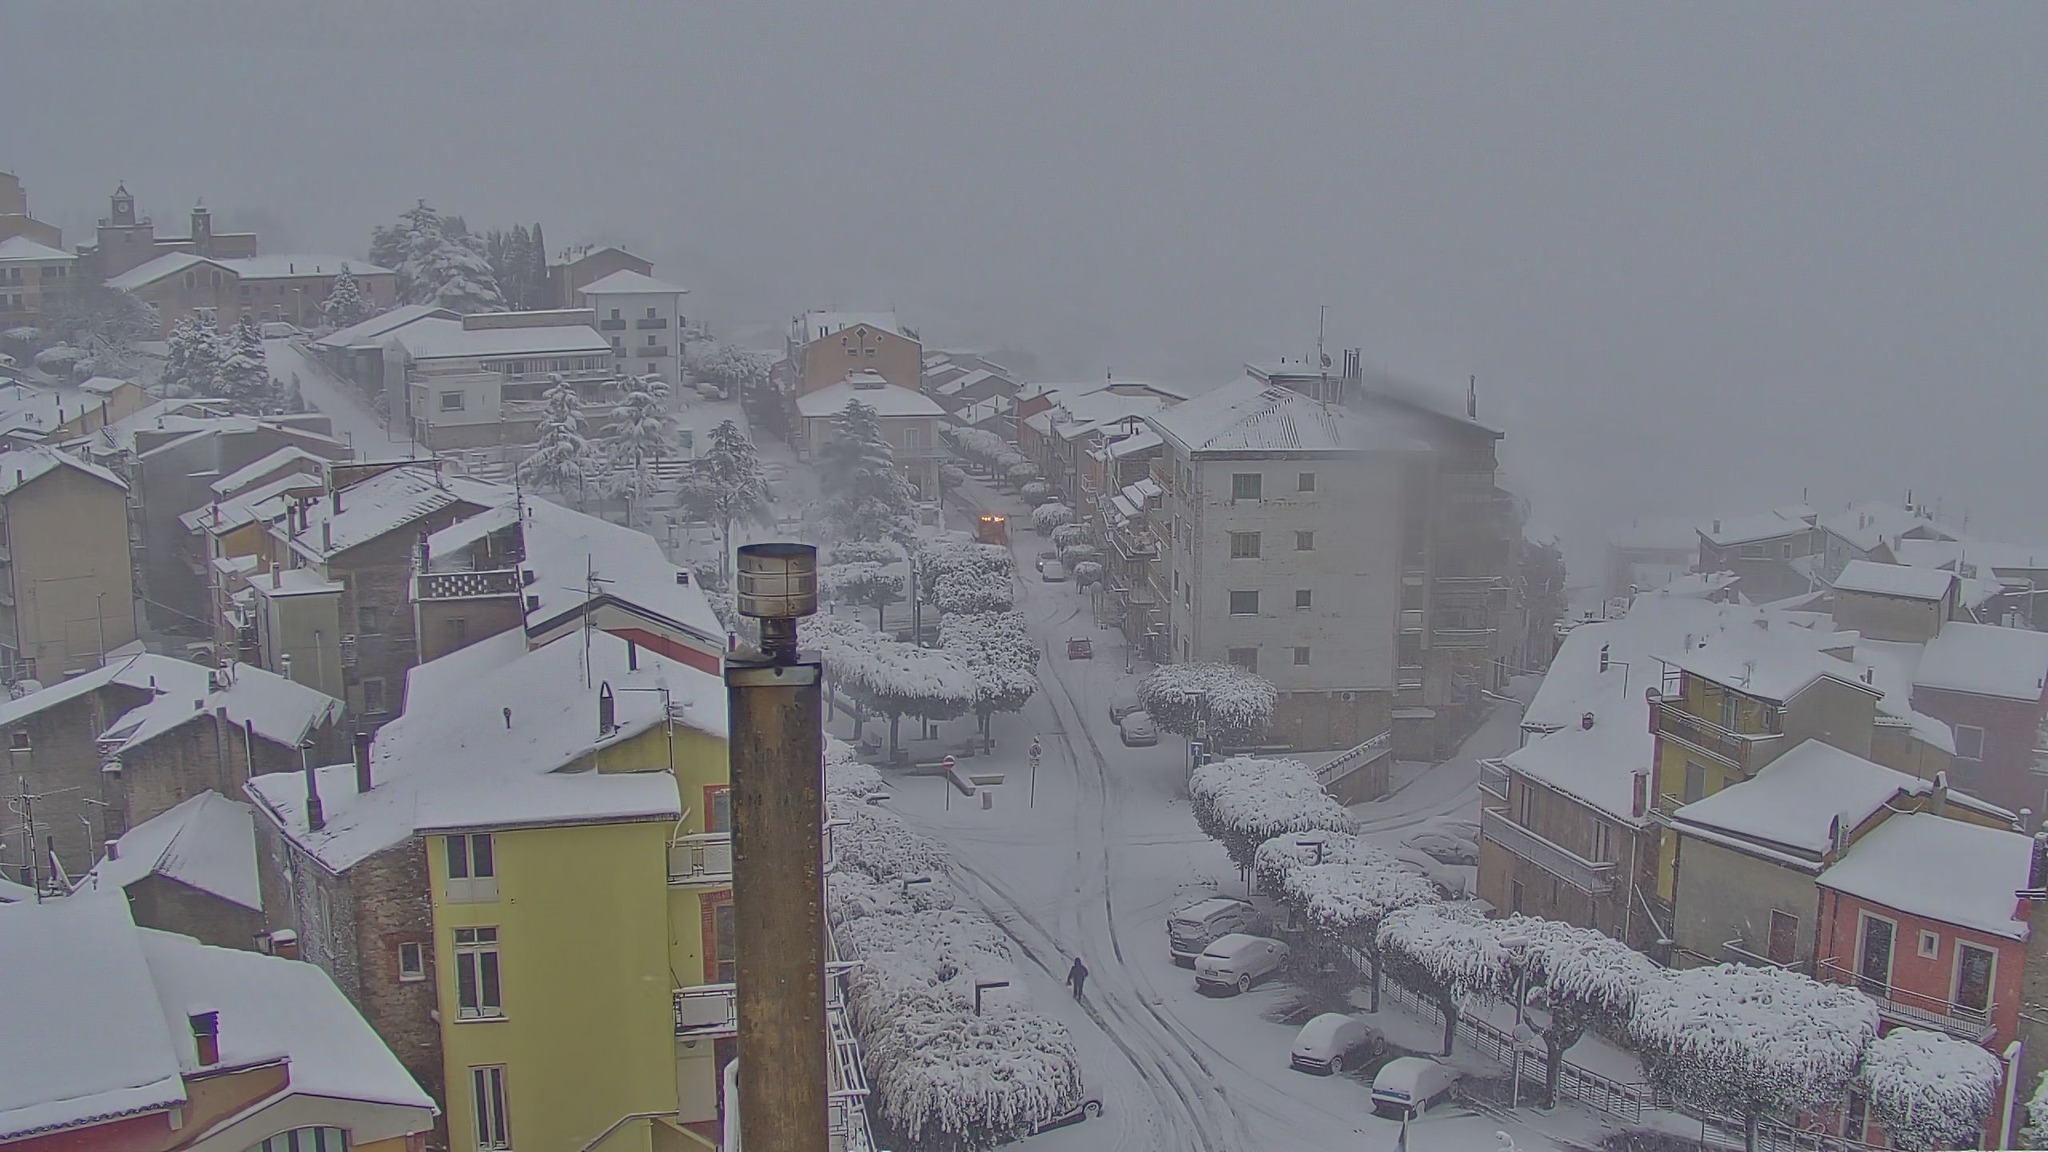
[1911,621,2048,818]
[1814,811,2032,1147]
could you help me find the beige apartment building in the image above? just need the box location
[0,445,137,682]
[0,171,64,249]
[108,250,396,336]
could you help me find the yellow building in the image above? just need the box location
[0,444,137,681]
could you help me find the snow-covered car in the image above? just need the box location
[1401,830,1479,866]
[1117,710,1158,746]
[1193,933,1288,994]
[259,321,302,339]
[1167,897,1260,966]
[1371,1057,1461,1120]
[1107,687,1144,725]
[1040,560,1068,582]
[1290,1013,1378,1075]
[1066,636,1093,659]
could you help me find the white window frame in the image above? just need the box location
[454,927,504,1020]
[439,390,465,412]
[1294,589,1312,610]
[472,1063,512,1149]
[1228,531,1260,559]
[1228,590,1258,616]
[1295,531,1314,551]
[1297,471,1315,492]
[1856,910,1899,991]
[1955,724,1986,762]
[1292,646,1311,666]
[398,940,427,982]
[1230,472,1261,501]
[445,832,499,903]
[1952,940,1997,1015]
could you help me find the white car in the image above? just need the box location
[1117,710,1159,746]
[1167,898,1260,966]
[1040,560,1068,582]
[1371,1057,1461,1120]
[1192,933,1287,995]
[1290,1013,1377,1075]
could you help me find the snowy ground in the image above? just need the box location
[263,337,418,457]
[856,478,1634,1152]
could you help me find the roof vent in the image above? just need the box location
[1712,519,1722,534]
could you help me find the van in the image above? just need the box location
[1370,1057,1461,1120]
[1167,897,1259,966]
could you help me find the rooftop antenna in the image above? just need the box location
[1468,376,1478,420]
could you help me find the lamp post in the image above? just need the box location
[974,979,1010,1016]
[1500,934,1532,1110]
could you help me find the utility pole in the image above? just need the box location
[728,543,827,1152]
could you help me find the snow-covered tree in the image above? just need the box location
[820,561,906,630]
[917,536,1013,588]
[1020,481,1052,505]
[1859,1028,2002,1152]
[940,610,1039,748]
[675,419,771,585]
[1261,834,1438,1012]
[38,274,154,357]
[829,540,905,567]
[1031,502,1074,533]
[600,374,674,514]
[931,570,1015,616]
[1188,757,1354,873]
[1051,523,1091,551]
[215,315,272,411]
[940,426,1008,470]
[820,400,918,544]
[865,1010,1082,1152]
[162,315,224,397]
[684,336,771,402]
[811,621,974,758]
[1070,560,1103,587]
[1483,915,1660,1108]
[1138,662,1278,746]
[516,375,594,498]
[824,736,888,804]
[1631,964,1878,1152]
[2021,1068,2048,1148]
[372,200,507,312]
[830,800,950,884]
[1378,903,1519,1056]
[484,224,550,310]
[319,264,372,329]
[1005,461,1038,485]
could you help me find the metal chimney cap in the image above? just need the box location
[735,543,818,621]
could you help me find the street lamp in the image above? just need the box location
[973,979,1010,1016]
[1500,934,1533,1110]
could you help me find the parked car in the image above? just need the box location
[1107,687,1145,725]
[1066,636,1093,659]
[1035,550,1058,572]
[1041,560,1068,582]
[259,321,301,339]
[1193,933,1288,994]
[1402,830,1479,866]
[1290,1013,1378,1075]
[1371,1057,1461,1120]
[1167,897,1261,966]
[1118,710,1158,746]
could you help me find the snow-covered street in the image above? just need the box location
[264,336,417,456]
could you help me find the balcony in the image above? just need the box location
[414,568,522,601]
[1478,758,1510,801]
[1398,664,1425,691]
[1816,959,1996,1043]
[1654,699,1786,773]
[674,983,737,1038]
[600,318,627,331]
[668,832,734,886]
[636,317,669,330]
[1400,609,1425,633]
[636,345,670,359]
[1479,808,1615,894]
[1432,627,1496,649]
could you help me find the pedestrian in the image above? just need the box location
[1067,955,1088,1000]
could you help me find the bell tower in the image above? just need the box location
[110,182,135,227]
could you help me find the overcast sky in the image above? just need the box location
[6,2,2044,563]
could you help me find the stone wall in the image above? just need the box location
[124,873,265,950]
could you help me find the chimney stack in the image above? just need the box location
[305,757,325,832]
[269,929,298,960]
[322,520,332,552]
[598,681,616,735]
[104,839,119,862]
[353,731,373,794]
[270,563,281,589]
[331,487,342,514]
[1632,770,1648,819]
[189,1010,220,1066]
[2031,833,2048,891]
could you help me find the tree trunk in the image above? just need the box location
[888,712,901,761]
[1543,1039,1566,1110]
[875,602,886,631]
[1365,947,1383,1013]
[719,515,734,586]
[1742,1109,1757,1152]
[1436,995,1457,1056]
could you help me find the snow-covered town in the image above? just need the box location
[5,9,2048,1152]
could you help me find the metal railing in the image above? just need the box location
[1316,730,1392,788]
[1400,609,1425,632]
[599,318,628,330]
[636,317,669,329]
[1655,700,1785,771]
[1479,808,1616,893]
[1478,758,1510,801]
[668,832,734,885]
[1815,959,1996,1042]
[415,568,522,601]
[673,983,737,1037]
[1431,627,1496,649]
[1398,664,1425,690]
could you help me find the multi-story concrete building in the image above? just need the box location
[780,309,923,399]
[107,251,397,336]
[0,235,76,332]
[547,244,651,309]
[77,184,258,282]
[580,269,689,386]
[0,445,136,681]
[794,369,949,495]
[1603,516,1698,604]
[0,170,63,249]
[1908,620,2048,818]
[385,312,615,449]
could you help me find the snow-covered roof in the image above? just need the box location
[105,251,220,291]
[78,792,261,910]
[0,443,127,496]
[1851,638,1955,754]
[934,368,993,396]
[1103,428,1162,459]
[281,467,511,562]
[221,255,392,281]
[1819,503,1954,555]
[1698,510,1815,547]
[0,653,209,730]
[1818,813,2031,940]
[210,446,327,497]
[797,310,905,341]
[389,318,612,360]
[579,269,688,295]
[312,304,459,351]
[1659,624,1873,705]
[796,378,946,420]
[0,235,74,263]
[1672,740,1931,859]
[248,629,721,871]
[1915,622,2048,702]
[74,398,234,456]
[97,661,342,756]
[183,471,321,534]
[1148,376,1417,456]
[0,378,139,439]
[1832,560,1955,602]
[253,567,345,598]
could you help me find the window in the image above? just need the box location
[360,678,387,715]
[1294,589,1311,610]
[256,1127,351,1152]
[1918,930,1940,959]
[1955,724,1986,762]
[445,833,498,902]
[358,606,380,634]
[710,900,736,982]
[1292,646,1311,666]
[1767,910,1799,966]
[471,1065,511,1149]
[1182,582,1191,605]
[1955,943,1996,1014]
[1510,879,1525,914]
[454,928,503,1019]
[1297,472,1316,492]
[1230,472,1261,501]
[1295,531,1314,551]
[397,940,426,982]
[1594,822,1614,864]
[610,308,621,319]
[1228,531,1260,559]
[1719,690,1740,731]
[1739,544,1767,559]
[1516,782,1541,829]
[1780,541,1793,559]
[439,389,465,412]
[7,731,28,752]
[1228,590,1258,615]
[1172,572,1180,592]
[1682,760,1707,804]
[645,306,657,318]
[707,785,731,833]
[1227,647,1259,672]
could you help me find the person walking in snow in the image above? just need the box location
[1068,955,1089,1000]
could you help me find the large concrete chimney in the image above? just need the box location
[353,731,373,794]
[189,1010,219,1066]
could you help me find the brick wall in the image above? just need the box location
[1913,686,2047,818]
[334,512,483,724]
[124,873,265,950]
[1,684,152,876]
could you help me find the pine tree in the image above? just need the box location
[600,374,674,513]
[215,315,273,412]
[677,419,772,585]
[528,222,549,307]
[320,264,372,329]
[372,200,507,312]
[820,400,917,543]
[505,225,532,308]
[162,315,225,398]
[517,374,595,499]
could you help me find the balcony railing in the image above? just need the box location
[1431,627,1496,649]
[668,832,733,886]
[599,318,627,330]
[1478,758,1510,801]
[1479,808,1615,894]
[1654,700,1785,772]
[636,345,670,359]
[674,983,737,1038]
[635,317,669,330]
[1816,959,1996,1043]
[1317,730,1392,789]
[1398,664,1425,690]
[1400,609,1425,633]
[415,568,522,601]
